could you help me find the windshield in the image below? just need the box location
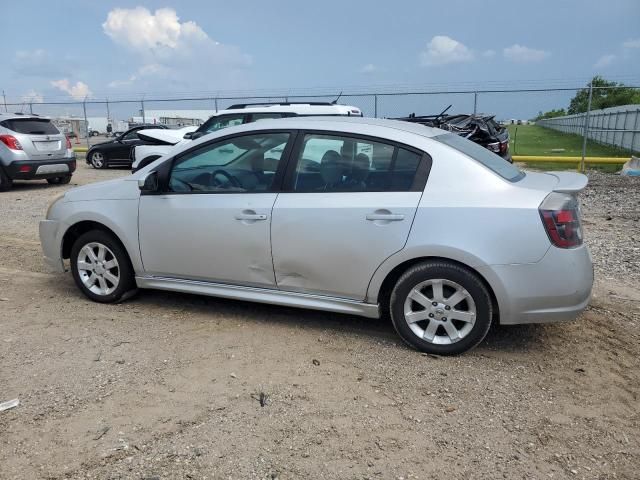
[434,133,524,182]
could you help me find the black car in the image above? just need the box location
[86,125,168,169]
[394,109,512,162]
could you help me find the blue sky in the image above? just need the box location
[3,0,640,118]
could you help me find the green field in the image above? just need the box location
[506,124,633,172]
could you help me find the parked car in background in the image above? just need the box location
[0,113,76,191]
[40,117,592,355]
[131,101,363,172]
[86,125,168,169]
[395,108,512,162]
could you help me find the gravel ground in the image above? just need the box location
[0,163,639,480]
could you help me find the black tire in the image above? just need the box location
[47,175,72,185]
[389,261,493,355]
[0,167,12,192]
[70,230,136,303]
[89,150,107,169]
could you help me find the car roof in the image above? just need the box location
[210,103,362,116]
[0,113,51,121]
[244,116,444,138]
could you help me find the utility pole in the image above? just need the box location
[580,82,594,173]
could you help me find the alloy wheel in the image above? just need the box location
[91,152,104,168]
[403,278,476,345]
[76,242,120,296]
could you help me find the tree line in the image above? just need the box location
[534,76,640,121]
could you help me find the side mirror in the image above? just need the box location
[138,171,159,193]
[191,132,204,140]
[183,132,193,140]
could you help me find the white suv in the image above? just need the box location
[131,102,362,171]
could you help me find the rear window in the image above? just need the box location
[434,133,524,182]
[0,118,60,135]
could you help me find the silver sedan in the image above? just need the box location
[40,117,593,355]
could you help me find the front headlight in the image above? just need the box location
[46,193,66,219]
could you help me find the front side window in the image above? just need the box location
[122,129,140,141]
[292,134,423,192]
[199,114,245,134]
[169,132,290,193]
[250,113,286,122]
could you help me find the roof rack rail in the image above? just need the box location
[226,101,335,110]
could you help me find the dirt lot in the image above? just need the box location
[1,163,639,480]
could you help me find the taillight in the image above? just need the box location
[499,141,508,153]
[0,135,23,150]
[539,192,583,248]
[66,136,72,149]
[486,141,500,153]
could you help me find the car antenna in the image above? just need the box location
[434,104,452,122]
[331,91,343,105]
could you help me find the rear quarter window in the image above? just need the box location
[434,133,523,182]
[0,118,60,135]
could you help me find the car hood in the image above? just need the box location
[63,177,140,202]
[137,126,196,145]
[90,139,118,148]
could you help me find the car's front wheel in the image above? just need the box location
[70,230,136,303]
[89,151,106,169]
[390,261,493,355]
[47,175,72,185]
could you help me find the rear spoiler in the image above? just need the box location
[547,172,588,194]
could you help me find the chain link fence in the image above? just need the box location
[3,85,640,160]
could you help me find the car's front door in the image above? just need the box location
[138,130,293,287]
[271,132,430,300]
[111,128,143,159]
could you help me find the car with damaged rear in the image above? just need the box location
[40,117,592,355]
[395,108,512,162]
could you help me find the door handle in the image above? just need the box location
[366,213,405,221]
[235,212,267,221]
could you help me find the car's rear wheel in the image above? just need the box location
[70,230,135,303]
[90,151,106,169]
[47,175,72,185]
[390,261,492,355]
[0,168,12,192]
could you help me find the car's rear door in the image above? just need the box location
[270,131,431,300]
[138,130,294,287]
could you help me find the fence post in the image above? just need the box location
[29,102,33,115]
[374,94,378,118]
[631,109,640,154]
[141,97,146,124]
[473,91,478,115]
[214,97,218,113]
[580,82,593,173]
[106,98,110,124]
[2,90,7,112]
[82,99,90,149]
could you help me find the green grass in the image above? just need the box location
[507,124,632,172]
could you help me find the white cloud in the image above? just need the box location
[622,38,640,49]
[360,63,378,74]
[482,49,496,58]
[51,79,92,100]
[21,90,44,104]
[503,44,549,63]
[420,36,473,66]
[594,54,616,68]
[103,7,251,91]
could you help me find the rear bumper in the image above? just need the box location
[479,244,593,325]
[5,158,76,180]
[39,219,65,273]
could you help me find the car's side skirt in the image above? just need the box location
[135,276,381,318]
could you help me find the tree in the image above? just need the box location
[568,76,640,114]
[534,108,567,121]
